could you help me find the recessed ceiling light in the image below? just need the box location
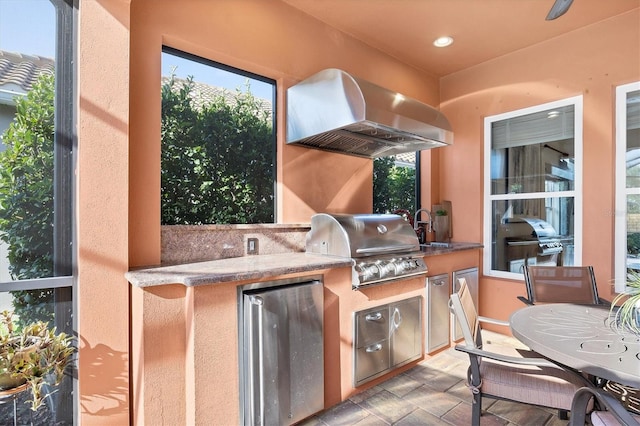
[433,36,454,48]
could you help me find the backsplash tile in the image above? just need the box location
[161,224,310,265]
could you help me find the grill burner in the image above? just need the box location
[306,213,428,289]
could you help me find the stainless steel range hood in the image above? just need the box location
[286,69,453,158]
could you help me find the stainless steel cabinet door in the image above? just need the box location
[354,306,390,386]
[354,340,391,386]
[353,296,422,386]
[355,306,389,347]
[426,274,450,353]
[390,297,422,367]
[243,281,324,426]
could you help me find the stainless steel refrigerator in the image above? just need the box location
[241,279,324,426]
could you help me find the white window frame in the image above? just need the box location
[614,81,640,292]
[483,96,583,279]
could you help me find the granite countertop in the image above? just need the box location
[126,253,354,288]
[126,242,483,288]
[419,241,483,256]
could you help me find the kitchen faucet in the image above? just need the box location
[414,209,433,244]
[414,209,433,232]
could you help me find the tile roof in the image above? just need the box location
[161,76,272,117]
[394,151,416,166]
[0,50,54,93]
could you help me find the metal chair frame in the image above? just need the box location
[570,387,640,425]
[520,265,608,306]
[450,278,591,425]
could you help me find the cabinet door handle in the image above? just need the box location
[390,307,402,334]
[365,343,383,353]
[365,312,383,321]
[432,279,445,286]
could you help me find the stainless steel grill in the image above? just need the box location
[497,217,563,272]
[306,213,428,289]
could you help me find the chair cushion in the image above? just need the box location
[478,344,587,411]
[591,410,640,425]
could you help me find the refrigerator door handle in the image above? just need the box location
[246,294,265,425]
[249,295,264,306]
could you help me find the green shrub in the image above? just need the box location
[161,75,274,225]
[0,74,55,326]
[373,156,416,213]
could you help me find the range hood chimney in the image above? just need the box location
[286,69,453,158]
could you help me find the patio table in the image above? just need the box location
[510,303,640,389]
[510,303,640,424]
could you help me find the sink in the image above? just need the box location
[420,242,451,248]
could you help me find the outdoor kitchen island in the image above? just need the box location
[126,242,481,425]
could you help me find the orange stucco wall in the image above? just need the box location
[80,0,442,424]
[77,1,639,424]
[127,0,441,259]
[78,1,131,425]
[439,10,640,325]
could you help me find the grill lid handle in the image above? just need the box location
[355,244,417,255]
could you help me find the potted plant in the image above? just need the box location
[609,271,640,335]
[0,310,74,411]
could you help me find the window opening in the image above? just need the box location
[484,97,582,279]
[161,47,276,225]
[373,152,419,214]
[0,0,76,423]
[615,82,640,291]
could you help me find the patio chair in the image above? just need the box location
[570,387,640,425]
[449,278,592,425]
[519,265,609,306]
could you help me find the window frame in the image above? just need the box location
[0,0,77,422]
[0,0,76,287]
[483,96,583,279]
[614,81,640,292]
[0,6,77,297]
[160,46,278,224]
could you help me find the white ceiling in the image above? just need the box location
[281,0,640,77]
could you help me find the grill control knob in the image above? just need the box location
[376,260,397,278]
[404,259,418,270]
[356,263,379,282]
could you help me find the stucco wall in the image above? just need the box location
[438,10,640,325]
[78,1,131,425]
[127,0,441,269]
[79,0,442,424]
[126,2,442,421]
